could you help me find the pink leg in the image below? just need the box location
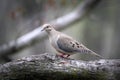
[56,51,66,57]
[56,54,65,58]
[56,54,70,64]
[56,52,71,58]
[66,54,70,58]
[59,54,71,58]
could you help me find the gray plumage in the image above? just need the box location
[57,36,89,53]
[41,24,103,58]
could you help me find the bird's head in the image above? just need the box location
[41,24,55,33]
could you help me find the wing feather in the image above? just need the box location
[57,35,92,54]
[57,36,80,53]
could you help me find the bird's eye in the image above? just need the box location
[46,26,49,28]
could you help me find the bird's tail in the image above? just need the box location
[91,51,104,59]
[78,44,104,58]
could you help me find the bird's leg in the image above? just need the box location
[58,54,71,58]
[56,53,65,58]
[59,54,71,58]
[56,53,70,64]
[66,54,70,58]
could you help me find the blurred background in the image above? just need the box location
[0,0,120,63]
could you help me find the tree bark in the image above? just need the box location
[0,53,120,80]
[0,0,101,59]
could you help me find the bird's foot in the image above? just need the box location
[58,54,65,58]
[66,54,70,58]
[56,54,70,59]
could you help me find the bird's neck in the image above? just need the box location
[47,30,60,42]
[48,30,57,36]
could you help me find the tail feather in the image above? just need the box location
[91,51,104,59]
[78,44,104,59]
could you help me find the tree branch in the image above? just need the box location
[0,0,101,58]
[0,53,119,80]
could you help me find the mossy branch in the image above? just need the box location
[0,53,120,80]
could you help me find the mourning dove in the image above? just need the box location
[41,24,103,58]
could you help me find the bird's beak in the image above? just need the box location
[41,27,45,31]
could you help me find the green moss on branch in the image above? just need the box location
[0,53,120,80]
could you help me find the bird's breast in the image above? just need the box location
[49,35,64,53]
[49,35,59,49]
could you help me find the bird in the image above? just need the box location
[41,24,103,58]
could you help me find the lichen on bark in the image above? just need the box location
[0,53,120,80]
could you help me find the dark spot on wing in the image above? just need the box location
[75,42,79,45]
[70,42,75,47]
[70,42,72,44]
[77,45,79,48]
[72,44,75,47]
[57,37,79,53]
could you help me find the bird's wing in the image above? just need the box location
[57,35,89,53]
